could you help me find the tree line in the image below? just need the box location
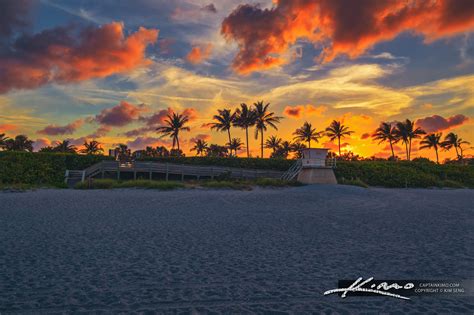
[0,101,470,163]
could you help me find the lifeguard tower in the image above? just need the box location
[282,148,337,184]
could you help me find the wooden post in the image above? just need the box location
[117,164,120,180]
[165,163,169,181]
[181,170,184,181]
[81,170,86,182]
[133,164,137,180]
[211,167,214,180]
[65,170,69,184]
[149,171,152,180]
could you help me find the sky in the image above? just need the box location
[0,0,473,160]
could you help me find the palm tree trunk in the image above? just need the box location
[245,127,250,158]
[389,139,395,159]
[176,135,180,151]
[435,147,439,164]
[408,138,412,161]
[227,128,231,145]
[455,146,460,159]
[405,141,409,160]
[260,129,264,158]
[308,140,311,149]
[338,137,341,156]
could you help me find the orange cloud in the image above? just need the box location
[186,44,213,64]
[222,0,474,74]
[0,123,18,133]
[0,22,158,93]
[283,104,327,119]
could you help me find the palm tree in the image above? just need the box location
[227,138,243,156]
[4,135,34,152]
[395,119,425,160]
[265,135,282,154]
[254,101,282,158]
[80,140,103,155]
[326,120,354,156]
[441,132,470,160]
[291,142,307,159]
[293,122,321,149]
[208,109,236,145]
[372,122,399,159]
[271,140,293,159]
[234,103,256,158]
[191,139,208,156]
[38,146,55,152]
[53,140,76,153]
[420,133,442,164]
[0,133,9,150]
[156,112,190,151]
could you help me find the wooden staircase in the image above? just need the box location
[280,160,303,181]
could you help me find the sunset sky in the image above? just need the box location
[1,0,473,160]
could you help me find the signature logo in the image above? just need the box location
[324,277,414,300]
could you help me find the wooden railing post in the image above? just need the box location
[165,163,169,181]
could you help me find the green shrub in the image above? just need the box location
[335,161,474,188]
[438,180,465,189]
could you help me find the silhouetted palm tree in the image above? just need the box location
[291,142,307,159]
[81,140,103,155]
[4,135,34,152]
[372,122,399,159]
[234,103,256,157]
[265,135,282,154]
[395,119,425,160]
[420,133,442,164]
[0,133,9,150]
[293,122,321,149]
[208,109,236,145]
[227,138,243,156]
[54,140,76,153]
[157,112,190,151]
[191,139,208,156]
[326,120,354,156]
[271,140,293,159]
[441,132,470,160]
[254,101,282,158]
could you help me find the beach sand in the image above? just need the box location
[1,185,473,313]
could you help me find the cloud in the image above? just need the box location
[186,44,213,64]
[201,4,217,14]
[361,133,371,140]
[283,104,327,119]
[124,107,199,137]
[87,126,111,139]
[37,119,84,136]
[0,22,158,93]
[95,101,147,127]
[222,0,474,74]
[0,123,19,133]
[190,134,211,143]
[32,138,51,151]
[415,114,469,133]
[0,0,31,37]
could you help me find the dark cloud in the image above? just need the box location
[126,137,171,151]
[360,133,370,140]
[0,0,32,37]
[95,101,147,127]
[222,0,474,74]
[201,4,217,14]
[37,119,84,136]
[415,114,469,133]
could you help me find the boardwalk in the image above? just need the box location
[66,161,285,184]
